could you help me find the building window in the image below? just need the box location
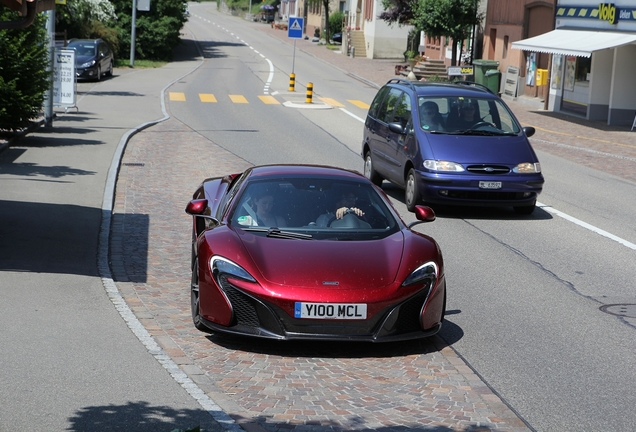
[575,56,591,81]
[503,36,509,59]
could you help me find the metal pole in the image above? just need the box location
[45,9,55,127]
[130,0,137,67]
[292,39,296,74]
[249,0,252,20]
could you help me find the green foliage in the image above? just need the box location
[328,11,344,37]
[412,0,481,65]
[55,0,188,62]
[0,11,50,132]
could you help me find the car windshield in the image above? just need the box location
[230,178,400,240]
[418,95,521,134]
[68,43,96,57]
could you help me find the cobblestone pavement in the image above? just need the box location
[110,19,634,432]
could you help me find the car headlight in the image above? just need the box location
[79,60,96,68]
[210,256,256,282]
[402,262,438,287]
[423,160,465,172]
[513,162,541,173]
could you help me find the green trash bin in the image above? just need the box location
[484,69,502,94]
[472,59,500,87]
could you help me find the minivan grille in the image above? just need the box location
[466,165,510,174]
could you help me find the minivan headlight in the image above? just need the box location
[80,60,96,68]
[513,162,541,173]
[423,160,465,172]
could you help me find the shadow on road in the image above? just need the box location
[67,401,217,432]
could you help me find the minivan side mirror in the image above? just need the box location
[388,122,406,135]
[523,126,536,137]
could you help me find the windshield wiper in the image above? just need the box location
[242,227,313,240]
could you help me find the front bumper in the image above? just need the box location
[416,169,544,207]
[198,275,445,342]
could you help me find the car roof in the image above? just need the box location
[383,78,499,99]
[247,164,367,181]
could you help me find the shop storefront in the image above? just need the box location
[512,1,636,126]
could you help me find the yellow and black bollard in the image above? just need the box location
[289,73,295,92]
[306,82,313,104]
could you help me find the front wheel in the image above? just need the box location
[364,152,383,186]
[405,168,420,212]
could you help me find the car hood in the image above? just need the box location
[426,133,537,164]
[237,231,405,289]
[75,55,95,64]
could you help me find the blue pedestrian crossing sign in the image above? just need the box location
[288,17,304,39]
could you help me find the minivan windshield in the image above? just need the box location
[418,96,521,134]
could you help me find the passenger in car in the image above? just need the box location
[237,186,287,227]
[419,101,445,131]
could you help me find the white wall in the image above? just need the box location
[589,49,612,105]
[364,0,412,59]
[609,44,636,109]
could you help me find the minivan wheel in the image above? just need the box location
[405,168,420,212]
[364,152,383,186]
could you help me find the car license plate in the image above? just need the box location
[294,302,367,320]
[479,181,502,189]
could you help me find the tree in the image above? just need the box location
[380,0,481,66]
[109,0,187,61]
[0,10,50,133]
[307,0,332,42]
[56,0,119,54]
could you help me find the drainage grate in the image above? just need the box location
[599,304,636,318]
[123,162,145,167]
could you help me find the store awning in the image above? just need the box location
[511,29,636,57]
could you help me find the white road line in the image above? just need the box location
[341,108,365,123]
[538,202,636,250]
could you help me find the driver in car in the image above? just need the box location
[454,101,481,129]
[316,189,365,227]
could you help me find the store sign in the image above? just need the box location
[556,4,636,23]
[53,49,75,108]
[447,66,474,76]
[598,3,617,24]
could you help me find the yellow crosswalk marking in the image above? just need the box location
[199,94,217,103]
[229,95,248,104]
[348,100,370,109]
[318,97,344,107]
[169,92,186,101]
[258,95,280,105]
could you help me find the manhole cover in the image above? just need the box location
[599,304,636,318]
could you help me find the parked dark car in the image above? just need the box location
[332,33,342,44]
[66,39,114,81]
[362,79,544,214]
[185,164,446,342]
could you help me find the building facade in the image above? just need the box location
[512,0,636,126]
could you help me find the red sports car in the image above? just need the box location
[185,165,446,342]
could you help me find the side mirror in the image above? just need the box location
[388,122,406,135]
[408,205,436,228]
[523,126,536,138]
[185,199,208,215]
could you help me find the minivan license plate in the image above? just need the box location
[294,302,367,320]
[479,181,502,189]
